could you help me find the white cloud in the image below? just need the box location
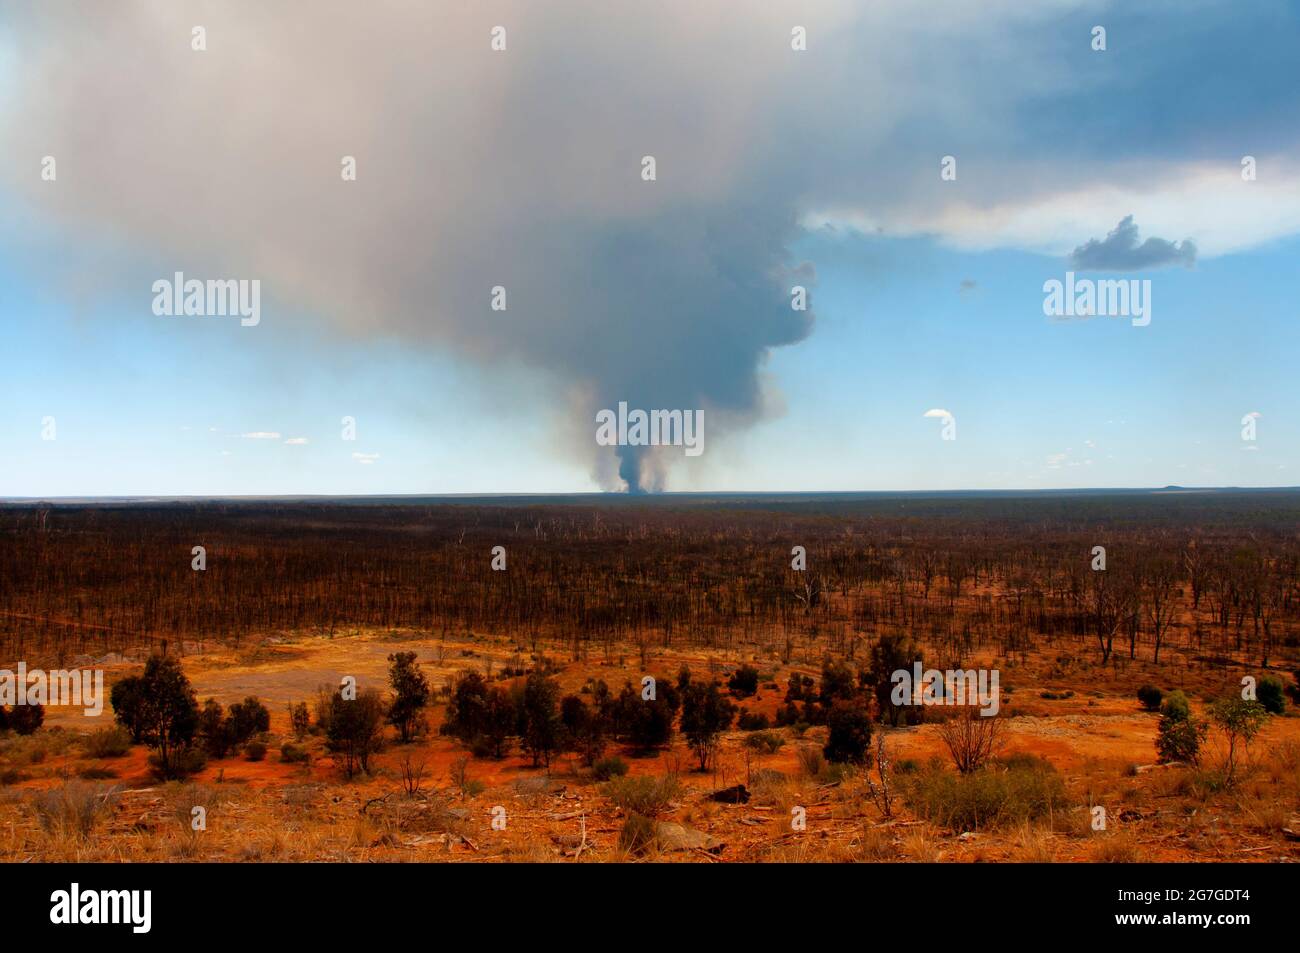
[922,408,952,418]
[241,432,281,440]
[352,452,380,465]
[284,437,309,445]
[808,161,1300,260]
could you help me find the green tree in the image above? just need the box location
[386,652,431,742]
[520,672,562,767]
[867,633,922,726]
[226,696,270,746]
[134,653,201,779]
[324,687,386,779]
[823,696,873,764]
[1208,696,1268,784]
[442,670,490,743]
[197,698,232,757]
[110,675,148,743]
[680,677,736,771]
[614,677,679,751]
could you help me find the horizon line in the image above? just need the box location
[4,485,1300,505]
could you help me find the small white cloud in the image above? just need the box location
[1241,445,1259,452]
[1244,411,1262,419]
[922,408,951,418]
[242,431,281,439]
[285,437,309,445]
[352,451,380,464]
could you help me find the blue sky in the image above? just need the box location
[1,1,1297,495]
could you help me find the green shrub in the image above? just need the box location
[1258,676,1286,715]
[244,740,268,761]
[82,726,132,758]
[280,742,310,764]
[618,812,658,855]
[592,755,628,780]
[29,781,121,836]
[903,758,1068,831]
[226,697,271,746]
[727,665,760,698]
[288,701,312,739]
[796,745,824,778]
[8,704,45,735]
[1156,714,1207,764]
[823,697,872,764]
[1137,685,1163,711]
[605,774,681,817]
[148,746,206,780]
[1160,689,1191,721]
[743,730,784,754]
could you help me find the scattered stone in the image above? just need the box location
[1134,762,1183,774]
[1283,816,1300,841]
[655,822,724,853]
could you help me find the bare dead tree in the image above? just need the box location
[936,706,1004,774]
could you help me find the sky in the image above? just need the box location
[1,0,1298,496]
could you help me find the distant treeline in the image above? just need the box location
[1,494,1298,671]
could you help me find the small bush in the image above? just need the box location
[288,701,311,739]
[605,774,681,817]
[737,709,770,731]
[1137,685,1163,712]
[743,731,784,754]
[592,755,628,781]
[1160,690,1191,721]
[1258,676,1286,715]
[903,758,1068,831]
[29,781,121,836]
[226,697,271,747]
[796,746,825,778]
[727,665,760,698]
[280,742,310,764]
[1156,714,1206,764]
[77,766,118,780]
[244,740,268,761]
[823,697,872,764]
[149,746,207,780]
[618,812,658,855]
[9,704,45,735]
[82,726,132,758]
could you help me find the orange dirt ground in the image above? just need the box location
[3,627,1299,863]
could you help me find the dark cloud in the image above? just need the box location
[1069,216,1196,271]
